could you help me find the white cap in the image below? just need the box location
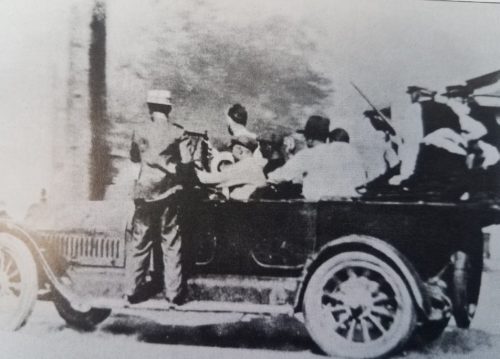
[147,89,172,106]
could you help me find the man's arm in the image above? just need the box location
[267,151,305,183]
[447,99,487,141]
[389,104,423,185]
[197,161,246,186]
[196,169,226,185]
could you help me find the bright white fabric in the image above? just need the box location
[477,140,500,169]
[225,116,266,164]
[446,99,487,142]
[391,99,488,185]
[268,142,367,200]
[392,102,424,184]
[422,128,468,155]
[226,116,257,139]
[197,157,266,200]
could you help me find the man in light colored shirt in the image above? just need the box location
[390,85,487,186]
[126,90,192,305]
[197,135,266,200]
[225,103,267,165]
[268,117,366,200]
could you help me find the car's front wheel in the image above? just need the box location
[303,251,417,359]
[0,233,38,330]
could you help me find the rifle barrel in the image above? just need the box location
[351,82,396,136]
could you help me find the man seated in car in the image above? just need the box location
[267,116,367,200]
[390,85,488,199]
[196,135,266,200]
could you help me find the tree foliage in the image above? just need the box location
[146,0,333,140]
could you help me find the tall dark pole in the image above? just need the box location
[88,0,110,200]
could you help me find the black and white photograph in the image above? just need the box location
[1,0,500,358]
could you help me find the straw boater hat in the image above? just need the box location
[146,90,173,116]
[147,90,172,106]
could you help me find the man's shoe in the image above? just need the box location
[126,281,163,305]
[170,290,188,306]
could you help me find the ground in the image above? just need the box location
[2,263,500,359]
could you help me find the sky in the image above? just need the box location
[106,0,500,136]
[0,0,499,218]
[0,0,69,218]
[209,0,500,119]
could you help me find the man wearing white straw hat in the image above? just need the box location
[126,89,191,306]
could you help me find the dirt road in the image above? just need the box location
[2,265,500,359]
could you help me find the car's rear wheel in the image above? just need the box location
[303,251,417,359]
[451,264,472,328]
[0,233,38,331]
[53,292,111,331]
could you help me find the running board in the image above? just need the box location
[89,297,293,315]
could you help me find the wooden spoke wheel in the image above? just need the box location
[0,233,38,331]
[303,251,416,359]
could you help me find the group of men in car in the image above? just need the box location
[125,85,499,306]
[368,85,500,199]
[196,105,367,201]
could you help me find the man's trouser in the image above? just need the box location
[126,194,185,302]
[403,144,469,200]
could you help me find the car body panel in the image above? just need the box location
[17,197,500,317]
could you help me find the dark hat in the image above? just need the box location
[230,135,258,152]
[363,107,396,136]
[406,86,437,98]
[329,128,350,143]
[363,107,391,119]
[228,104,248,126]
[297,115,330,141]
[441,85,472,98]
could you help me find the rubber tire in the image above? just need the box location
[451,268,471,328]
[53,292,111,331]
[303,251,417,359]
[0,233,38,331]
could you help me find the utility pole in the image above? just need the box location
[88,0,111,200]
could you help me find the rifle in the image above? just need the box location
[351,82,396,137]
[172,122,208,139]
[184,129,208,139]
[173,123,211,171]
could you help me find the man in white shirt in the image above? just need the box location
[390,86,487,186]
[267,116,367,201]
[127,90,192,305]
[197,135,267,200]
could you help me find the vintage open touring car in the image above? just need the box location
[1,179,499,358]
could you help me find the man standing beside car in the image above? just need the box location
[127,90,193,305]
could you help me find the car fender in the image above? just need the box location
[294,234,430,318]
[0,219,64,295]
